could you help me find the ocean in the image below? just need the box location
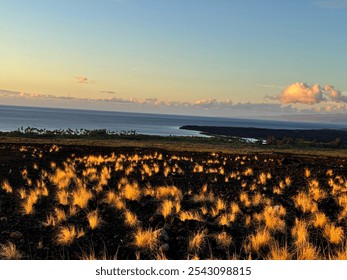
[0,105,346,137]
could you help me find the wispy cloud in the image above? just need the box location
[74,76,94,84]
[313,0,347,9]
[267,82,347,104]
[100,90,116,94]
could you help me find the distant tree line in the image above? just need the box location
[0,126,137,139]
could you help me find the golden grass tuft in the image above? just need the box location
[50,166,76,189]
[69,205,78,216]
[18,188,27,199]
[122,182,141,201]
[200,206,208,215]
[55,225,77,245]
[249,228,271,252]
[124,210,139,227]
[252,193,263,206]
[263,205,286,232]
[230,202,240,214]
[323,223,344,245]
[218,213,231,226]
[104,190,126,210]
[192,191,215,203]
[258,172,267,184]
[21,191,38,215]
[338,194,347,208]
[310,212,328,228]
[291,218,308,246]
[243,167,253,176]
[332,241,347,259]
[294,191,318,213]
[160,199,174,219]
[214,231,232,248]
[267,242,291,260]
[1,180,12,193]
[304,168,311,178]
[54,207,67,223]
[87,210,101,230]
[188,229,207,252]
[133,228,159,251]
[72,186,93,209]
[155,186,182,200]
[215,198,226,212]
[0,242,22,260]
[239,192,251,207]
[56,189,70,205]
[179,211,202,221]
[296,243,319,260]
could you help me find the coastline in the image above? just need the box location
[180,125,347,144]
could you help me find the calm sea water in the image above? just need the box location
[0,105,346,136]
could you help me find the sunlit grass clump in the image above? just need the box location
[87,210,101,230]
[72,186,93,209]
[188,229,207,253]
[133,228,159,251]
[55,225,84,246]
[0,242,22,260]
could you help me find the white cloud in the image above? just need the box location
[277,82,346,104]
[280,82,324,104]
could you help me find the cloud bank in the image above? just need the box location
[1,84,347,116]
[0,89,294,116]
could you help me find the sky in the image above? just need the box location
[0,0,347,117]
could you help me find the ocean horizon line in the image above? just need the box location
[1,104,346,137]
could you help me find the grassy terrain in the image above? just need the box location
[1,130,347,158]
[1,142,347,260]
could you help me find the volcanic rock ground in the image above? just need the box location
[0,143,346,260]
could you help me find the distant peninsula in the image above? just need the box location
[180,125,347,144]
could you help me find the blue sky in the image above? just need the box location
[0,0,346,116]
